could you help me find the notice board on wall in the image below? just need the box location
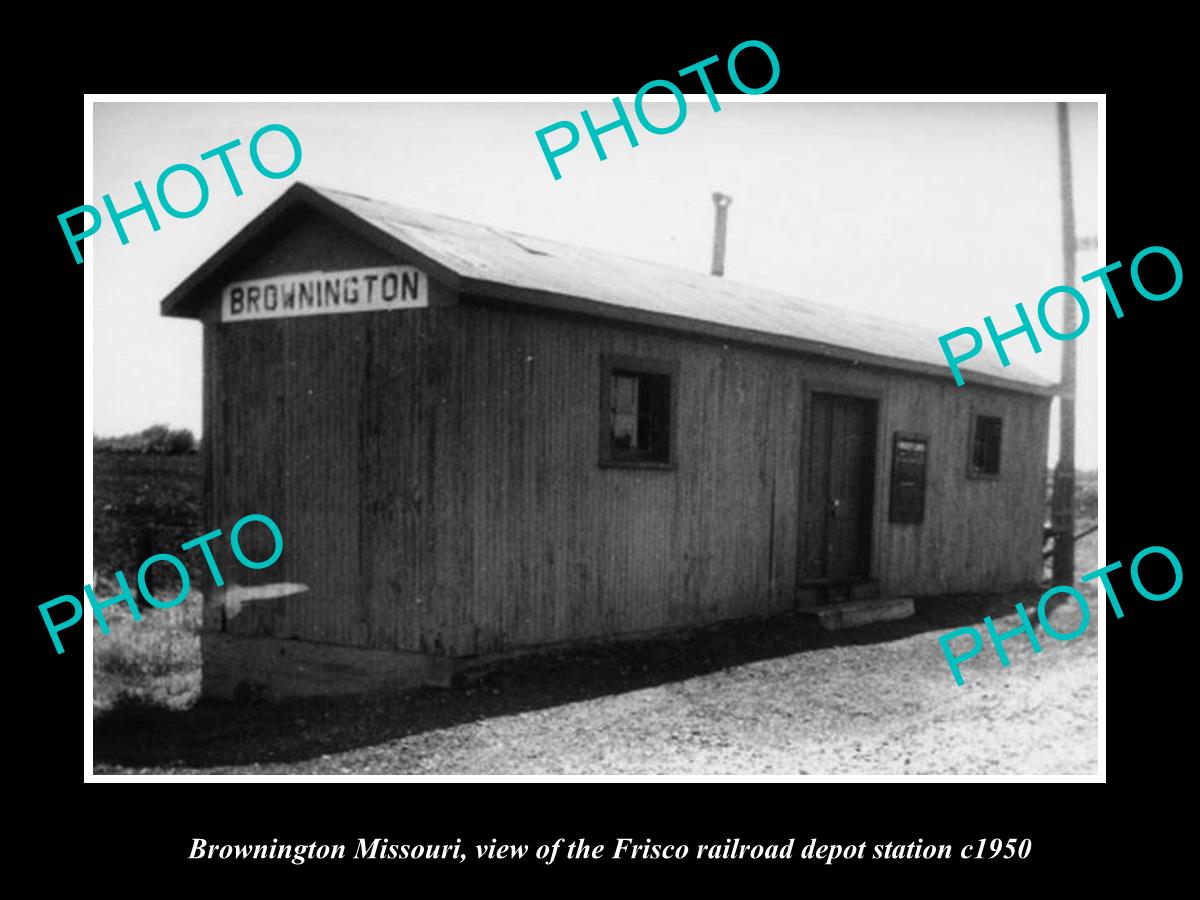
[889,433,928,524]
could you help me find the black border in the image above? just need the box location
[23,27,1191,886]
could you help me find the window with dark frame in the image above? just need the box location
[600,358,674,467]
[969,415,1003,477]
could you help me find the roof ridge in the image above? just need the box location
[283,183,1054,391]
[311,185,918,323]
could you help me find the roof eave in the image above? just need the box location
[160,185,1058,398]
[160,183,467,319]
[459,276,1058,397]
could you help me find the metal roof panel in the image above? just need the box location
[160,183,1054,394]
[308,185,1053,392]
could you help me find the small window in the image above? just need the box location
[599,356,675,467]
[969,415,1002,478]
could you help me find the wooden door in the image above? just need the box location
[801,393,878,583]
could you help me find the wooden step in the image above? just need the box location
[796,579,880,607]
[797,596,915,630]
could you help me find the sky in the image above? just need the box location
[92,99,1100,467]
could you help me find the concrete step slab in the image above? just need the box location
[797,596,916,630]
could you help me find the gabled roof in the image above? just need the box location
[162,183,1055,396]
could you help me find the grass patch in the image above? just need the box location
[93,453,203,716]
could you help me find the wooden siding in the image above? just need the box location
[448,302,1049,656]
[169,185,1053,397]
[200,212,460,654]
[200,215,1050,659]
[455,305,805,654]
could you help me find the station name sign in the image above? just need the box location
[222,266,427,323]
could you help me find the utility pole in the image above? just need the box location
[1050,102,1076,584]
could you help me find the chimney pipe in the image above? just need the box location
[711,192,732,276]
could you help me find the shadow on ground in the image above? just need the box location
[94,588,1052,771]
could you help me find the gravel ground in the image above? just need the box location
[372,608,1096,776]
[96,568,1098,776]
[249,607,1095,776]
[93,454,1098,776]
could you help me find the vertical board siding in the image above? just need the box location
[201,215,1050,659]
[210,304,458,653]
[451,303,1049,655]
[199,212,458,654]
[874,378,1050,596]
[461,306,805,655]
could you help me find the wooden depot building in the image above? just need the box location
[161,183,1055,699]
